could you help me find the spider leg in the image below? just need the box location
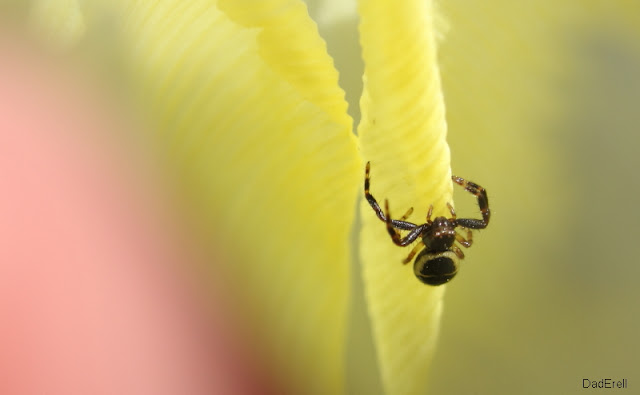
[451,175,490,229]
[452,245,465,259]
[456,228,473,248]
[364,162,418,230]
[402,241,425,264]
[399,207,414,222]
[446,202,456,219]
[384,200,424,247]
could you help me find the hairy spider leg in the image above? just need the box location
[452,245,465,259]
[446,202,456,219]
[447,203,473,246]
[455,229,473,248]
[402,240,425,264]
[451,175,490,229]
[399,207,414,221]
[364,162,418,231]
[384,200,424,247]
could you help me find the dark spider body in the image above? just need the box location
[364,162,491,285]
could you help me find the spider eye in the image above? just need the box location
[414,251,459,286]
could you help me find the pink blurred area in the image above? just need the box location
[0,31,271,394]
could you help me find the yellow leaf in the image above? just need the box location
[114,1,360,393]
[357,0,450,394]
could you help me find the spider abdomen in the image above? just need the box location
[414,250,459,286]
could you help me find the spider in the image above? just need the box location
[364,162,490,285]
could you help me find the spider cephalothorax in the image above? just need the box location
[364,162,490,285]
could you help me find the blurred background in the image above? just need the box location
[2,1,638,394]
[314,1,640,394]
[436,2,640,394]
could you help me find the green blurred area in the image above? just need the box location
[314,0,640,394]
[437,2,640,394]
